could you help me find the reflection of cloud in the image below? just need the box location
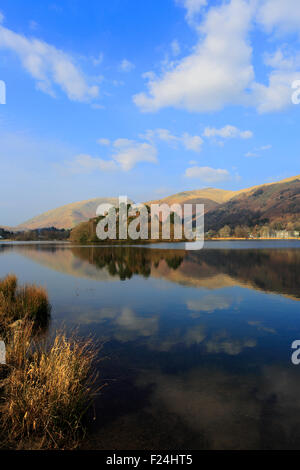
[115,308,158,338]
[184,325,206,347]
[137,363,300,449]
[55,305,159,343]
[187,294,232,314]
[205,331,256,356]
[257,365,300,447]
[248,321,276,334]
[137,366,260,449]
[94,307,159,343]
[149,324,206,352]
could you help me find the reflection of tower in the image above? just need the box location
[0,80,6,104]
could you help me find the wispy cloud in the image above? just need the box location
[252,47,300,113]
[135,0,300,114]
[120,59,135,72]
[68,154,117,173]
[256,0,300,34]
[0,23,99,102]
[245,144,272,158]
[97,138,111,146]
[66,137,158,173]
[176,0,207,24]
[171,39,181,56]
[203,125,253,139]
[185,166,230,183]
[92,52,104,66]
[112,139,157,171]
[141,128,203,152]
[134,0,254,112]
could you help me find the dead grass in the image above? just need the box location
[0,274,101,450]
[0,274,51,332]
[1,332,99,449]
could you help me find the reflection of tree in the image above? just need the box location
[1,244,299,299]
[165,256,184,270]
[71,246,184,281]
[186,249,300,299]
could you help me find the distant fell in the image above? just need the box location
[15,197,122,230]
[5,174,300,231]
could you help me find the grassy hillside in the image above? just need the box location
[204,178,300,231]
[15,197,121,230]
[149,175,300,207]
[148,187,235,205]
[5,174,300,233]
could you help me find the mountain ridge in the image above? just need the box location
[2,174,300,231]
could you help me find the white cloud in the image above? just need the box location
[182,132,203,151]
[66,138,157,173]
[142,128,203,152]
[0,11,4,24]
[171,39,181,56]
[134,0,254,112]
[251,48,300,113]
[185,166,230,183]
[245,144,272,158]
[135,0,300,114]
[203,125,253,139]
[154,129,178,144]
[264,49,300,70]
[92,52,104,66]
[245,151,259,158]
[257,0,300,34]
[97,138,111,146]
[260,144,272,150]
[0,24,99,102]
[69,154,117,173]
[120,58,135,72]
[177,0,207,24]
[112,139,157,171]
[29,20,38,31]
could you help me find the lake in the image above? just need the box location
[1,241,300,450]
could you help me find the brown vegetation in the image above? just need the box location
[0,274,100,449]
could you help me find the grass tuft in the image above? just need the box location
[0,274,51,332]
[0,274,101,450]
[1,332,98,449]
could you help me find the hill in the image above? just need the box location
[13,197,122,230]
[204,177,300,231]
[150,175,300,232]
[149,175,300,207]
[2,174,300,233]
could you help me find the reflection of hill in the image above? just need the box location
[186,250,300,299]
[0,244,117,282]
[1,244,299,299]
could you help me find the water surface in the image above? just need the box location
[1,241,300,450]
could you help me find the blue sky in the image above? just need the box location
[0,0,300,225]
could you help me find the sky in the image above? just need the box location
[0,0,300,226]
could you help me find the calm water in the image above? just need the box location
[1,241,300,450]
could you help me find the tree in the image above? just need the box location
[234,225,249,238]
[218,225,231,238]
